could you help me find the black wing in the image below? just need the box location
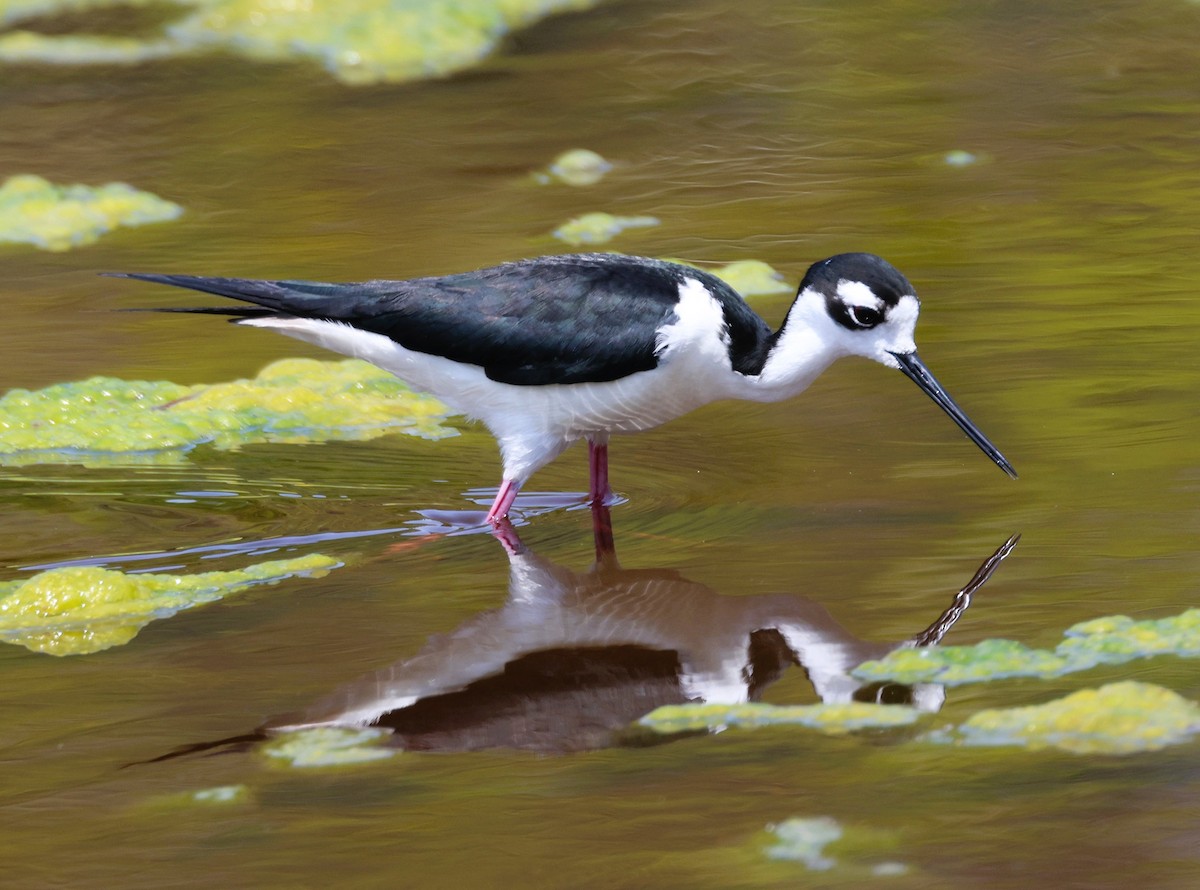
[114,254,773,385]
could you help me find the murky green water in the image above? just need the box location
[4,0,1200,885]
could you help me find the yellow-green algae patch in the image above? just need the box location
[190,784,250,803]
[855,639,1070,686]
[639,701,919,736]
[262,727,395,767]
[0,174,181,252]
[952,681,1200,755]
[704,260,791,296]
[553,212,660,246]
[1058,609,1200,664]
[0,357,455,466]
[0,553,339,656]
[0,31,177,63]
[0,0,155,28]
[762,817,908,875]
[854,607,1200,687]
[135,784,253,816]
[535,149,613,186]
[943,149,982,167]
[764,817,842,869]
[0,0,601,85]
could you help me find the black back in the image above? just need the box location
[118,254,774,386]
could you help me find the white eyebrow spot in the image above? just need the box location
[836,279,884,310]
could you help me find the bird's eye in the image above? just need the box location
[846,305,883,329]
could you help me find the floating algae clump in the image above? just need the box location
[854,639,1071,686]
[764,817,843,869]
[954,681,1200,755]
[854,607,1200,687]
[1058,609,1200,665]
[0,174,181,252]
[762,817,907,876]
[190,784,250,804]
[639,701,919,736]
[0,0,601,85]
[0,0,163,28]
[0,553,339,656]
[536,149,612,186]
[0,31,176,64]
[262,727,395,768]
[0,357,455,466]
[705,260,790,296]
[553,212,659,246]
[138,783,253,813]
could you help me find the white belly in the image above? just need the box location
[240,315,740,480]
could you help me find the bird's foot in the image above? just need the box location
[471,488,598,515]
[588,487,618,508]
[407,489,618,538]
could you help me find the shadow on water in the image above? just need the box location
[137,507,1017,763]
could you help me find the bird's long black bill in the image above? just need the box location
[890,351,1017,479]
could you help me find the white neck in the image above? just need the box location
[737,291,847,403]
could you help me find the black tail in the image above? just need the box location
[119,305,271,319]
[122,730,268,767]
[103,271,302,313]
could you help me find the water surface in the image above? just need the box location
[3,0,1200,886]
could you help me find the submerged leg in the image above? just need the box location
[489,516,526,556]
[590,503,616,567]
[484,479,522,525]
[587,440,613,505]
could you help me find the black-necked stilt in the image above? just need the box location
[112,252,1015,522]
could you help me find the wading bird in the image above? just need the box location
[112,252,1015,523]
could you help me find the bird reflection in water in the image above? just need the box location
[144,509,1017,760]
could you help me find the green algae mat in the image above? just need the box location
[0,357,455,466]
[639,701,921,737]
[261,727,396,768]
[948,681,1200,755]
[0,0,601,84]
[638,680,1200,757]
[0,174,181,252]
[0,554,339,655]
[854,607,1200,686]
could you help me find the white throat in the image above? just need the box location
[741,289,846,402]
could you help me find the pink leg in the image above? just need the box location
[484,478,521,525]
[591,503,616,565]
[588,441,613,505]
